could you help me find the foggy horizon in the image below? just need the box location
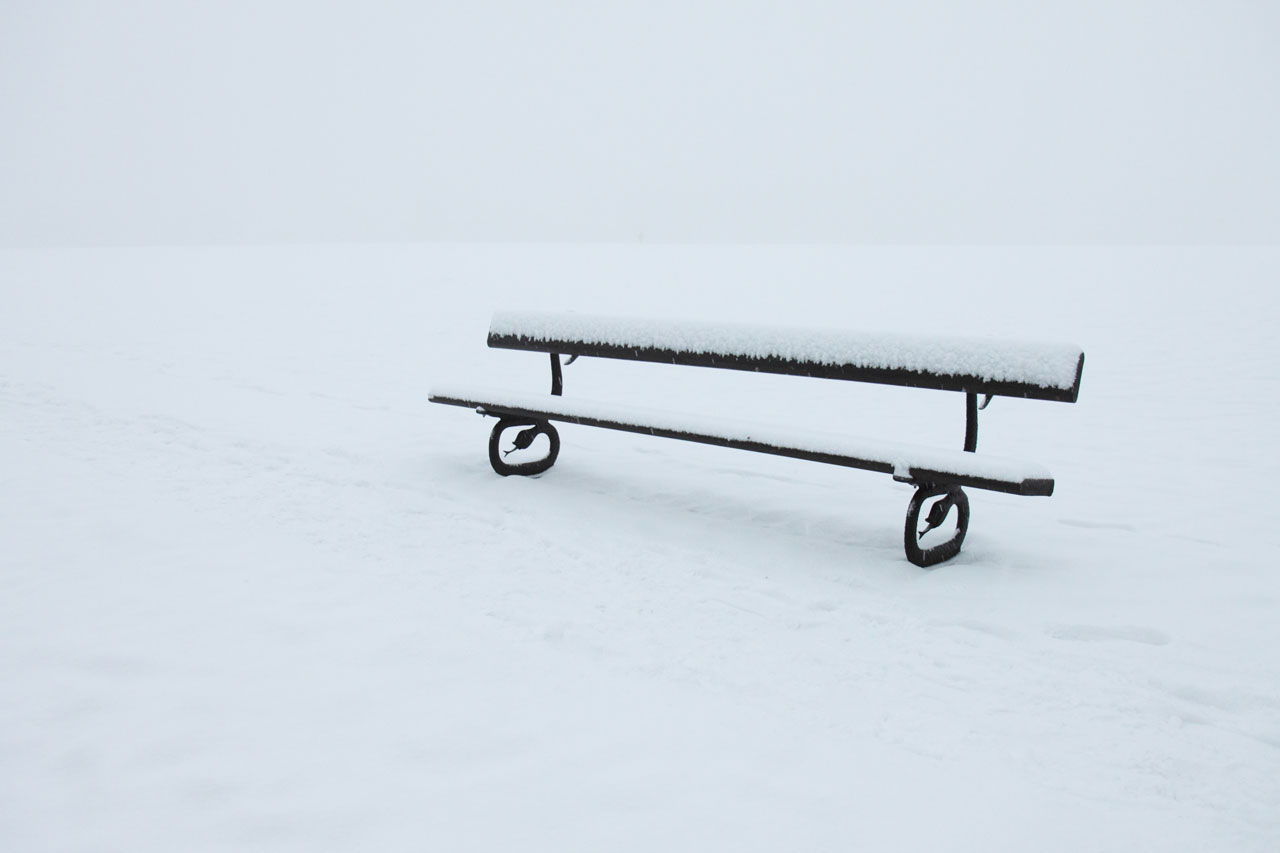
[4,1,1278,247]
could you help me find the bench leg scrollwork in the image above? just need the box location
[904,484,970,567]
[488,417,560,477]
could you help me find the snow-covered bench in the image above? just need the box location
[430,311,1085,567]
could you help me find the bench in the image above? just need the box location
[429,311,1085,567]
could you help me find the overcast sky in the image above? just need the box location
[2,0,1277,246]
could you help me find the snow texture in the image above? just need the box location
[3,245,1280,853]
[429,385,1053,486]
[491,310,1085,391]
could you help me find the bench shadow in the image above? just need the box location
[424,443,1055,575]
[453,449,910,566]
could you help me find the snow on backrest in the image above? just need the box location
[489,311,1084,396]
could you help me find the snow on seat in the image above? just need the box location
[488,311,1085,403]
[428,385,1055,497]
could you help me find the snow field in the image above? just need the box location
[2,244,1279,851]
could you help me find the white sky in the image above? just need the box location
[2,0,1277,246]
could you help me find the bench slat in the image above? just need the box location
[488,312,1085,403]
[429,386,1055,496]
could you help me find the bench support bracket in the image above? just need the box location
[905,484,970,567]
[488,417,560,476]
[965,392,978,452]
[550,353,563,396]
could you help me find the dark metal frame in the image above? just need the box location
[446,334,1080,568]
[488,417,560,477]
[904,484,970,567]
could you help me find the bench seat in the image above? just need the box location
[429,385,1055,497]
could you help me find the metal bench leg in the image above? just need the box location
[488,417,560,476]
[904,484,970,567]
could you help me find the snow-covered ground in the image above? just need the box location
[3,245,1278,851]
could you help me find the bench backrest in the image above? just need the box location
[488,311,1084,403]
